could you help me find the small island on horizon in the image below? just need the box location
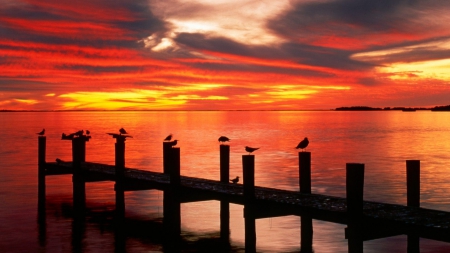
[335,105,450,111]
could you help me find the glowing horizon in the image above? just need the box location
[1,0,450,110]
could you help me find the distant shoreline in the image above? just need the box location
[1,105,450,112]
[335,105,450,111]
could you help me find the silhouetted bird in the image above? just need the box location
[245,146,260,154]
[119,128,127,135]
[296,137,309,151]
[61,133,75,140]
[74,130,84,136]
[86,130,90,135]
[56,158,63,164]
[164,134,173,141]
[37,129,45,135]
[168,139,178,147]
[218,136,230,143]
[230,176,239,184]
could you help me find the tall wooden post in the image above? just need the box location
[115,136,126,219]
[220,145,230,183]
[299,152,311,194]
[346,163,364,253]
[163,147,181,251]
[299,152,313,253]
[38,136,46,218]
[220,145,230,244]
[72,137,86,215]
[243,154,256,253]
[163,142,173,174]
[407,160,420,207]
[407,160,420,253]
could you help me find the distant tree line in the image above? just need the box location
[335,105,450,111]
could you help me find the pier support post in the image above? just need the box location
[299,152,311,194]
[243,155,256,253]
[220,145,230,245]
[299,152,313,252]
[38,136,46,219]
[163,142,173,174]
[346,163,364,253]
[72,137,87,215]
[163,147,181,251]
[115,136,126,219]
[407,160,420,207]
[407,160,420,253]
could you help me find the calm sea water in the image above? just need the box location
[1,111,450,252]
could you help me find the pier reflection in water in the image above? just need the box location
[3,111,450,252]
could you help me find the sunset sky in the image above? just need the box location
[1,0,450,110]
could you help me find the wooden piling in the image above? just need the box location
[243,154,256,252]
[115,136,126,219]
[220,145,230,183]
[407,160,420,253]
[170,147,181,188]
[299,152,313,252]
[299,152,311,194]
[407,160,420,208]
[346,163,364,253]
[243,155,255,200]
[72,137,86,214]
[163,146,181,248]
[220,145,230,244]
[38,136,46,217]
[163,142,173,174]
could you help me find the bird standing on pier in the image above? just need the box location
[218,136,230,143]
[37,129,45,135]
[119,128,127,135]
[74,130,84,136]
[168,139,178,147]
[86,130,90,135]
[164,134,173,141]
[230,176,239,184]
[245,146,260,154]
[56,158,63,164]
[296,137,309,151]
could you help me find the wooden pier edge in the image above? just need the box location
[37,136,450,252]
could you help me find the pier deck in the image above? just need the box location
[45,161,450,243]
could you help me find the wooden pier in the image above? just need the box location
[37,134,450,252]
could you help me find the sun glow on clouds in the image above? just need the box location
[352,38,450,80]
[59,85,229,110]
[149,0,289,48]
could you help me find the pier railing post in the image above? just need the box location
[243,154,256,253]
[220,145,230,183]
[220,145,230,245]
[163,147,181,251]
[407,160,420,253]
[346,163,364,253]
[38,136,46,217]
[163,142,172,174]
[114,136,126,219]
[407,160,420,208]
[299,152,311,194]
[72,137,87,215]
[299,152,313,253]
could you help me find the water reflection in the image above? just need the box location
[2,111,450,252]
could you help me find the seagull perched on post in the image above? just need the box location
[296,137,309,151]
[245,146,259,154]
[218,136,230,143]
[119,128,127,135]
[164,134,173,141]
[86,130,90,135]
[230,176,239,184]
[37,129,45,135]
[168,139,178,147]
